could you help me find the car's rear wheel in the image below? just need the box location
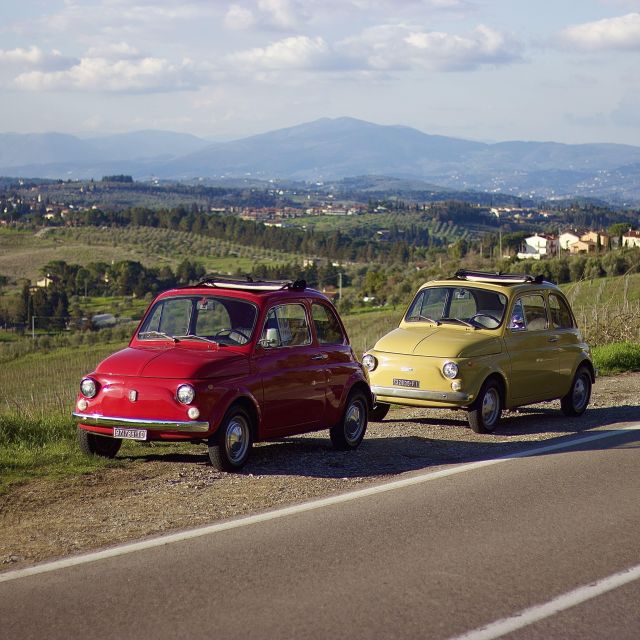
[330,391,368,450]
[560,366,592,416]
[467,379,502,433]
[77,429,122,458]
[208,406,253,471]
[370,402,390,422]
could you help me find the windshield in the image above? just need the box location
[138,295,258,345]
[405,286,507,330]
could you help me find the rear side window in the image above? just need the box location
[312,303,345,345]
[549,294,574,329]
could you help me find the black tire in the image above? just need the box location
[370,402,390,422]
[467,379,502,434]
[77,428,122,458]
[560,366,592,417]
[330,391,368,450]
[208,406,253,471]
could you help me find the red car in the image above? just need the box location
[73,277,371,471]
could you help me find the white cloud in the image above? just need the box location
[257,0,302,29]
[339,23,521,72]
[0,46,77,72]
[559,12,640,51]
[13,55,200,93]
[227,36,335,70]
[225,4,256,30]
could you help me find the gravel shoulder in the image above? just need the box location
[2,373,639,572]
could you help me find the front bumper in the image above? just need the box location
[371,385,473,404]
[73,412,210,433]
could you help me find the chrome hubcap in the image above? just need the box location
[225,416,249,464]
[344,400,365,445]
[481,388,500,428]
[573,375,588,411]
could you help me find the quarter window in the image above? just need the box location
[549,294,574,329]
[312,303,344,345]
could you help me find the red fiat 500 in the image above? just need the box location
[73,277,371,471]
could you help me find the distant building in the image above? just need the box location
[559,231,580,250]
[517,234,557,260]
[622,230,640,248]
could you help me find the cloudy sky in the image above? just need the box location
[2,0,640,145]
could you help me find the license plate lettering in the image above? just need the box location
[113,427,147,440]
[393,378,419,388]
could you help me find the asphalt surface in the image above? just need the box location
[2,424,639,640]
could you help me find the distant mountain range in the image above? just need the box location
[3,118,640,204]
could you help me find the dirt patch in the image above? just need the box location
[2,373,639,571]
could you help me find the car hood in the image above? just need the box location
[95,346,250,379]
[373,325,502,358]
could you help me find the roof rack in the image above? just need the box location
[189,275,307,292]
[453,269,548,285]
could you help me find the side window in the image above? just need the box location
[260,304,311,348]
[549,294,574,329]
[312,303,345,345]
[510,294,547,331]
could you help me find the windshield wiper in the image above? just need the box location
[441,317,476,329]
[413,314,440,325]
[139,331,178,342]
[174,334,221,345]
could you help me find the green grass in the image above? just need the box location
[592,341,640,376]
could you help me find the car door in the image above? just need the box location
[548,292,582,392]
[310,301,356,425]
[255,302,326,435]
[503,293,557,402]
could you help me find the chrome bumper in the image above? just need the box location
[371,385,472,403]
[73,412,210,433]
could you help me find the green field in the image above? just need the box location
[0,226,302,286]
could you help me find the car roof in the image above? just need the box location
[155,277,332,305]
[420,269,561,295]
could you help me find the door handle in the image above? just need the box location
[311,353,328,360]
[548,335,559,343]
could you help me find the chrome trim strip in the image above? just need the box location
[370,385,472,403]
[73,412,210,433]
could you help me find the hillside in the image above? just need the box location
[3,118,640,203]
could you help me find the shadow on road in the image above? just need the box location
[119,403,640,479]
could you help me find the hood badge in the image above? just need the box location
[400,367,414,372]
[128,390,138,402]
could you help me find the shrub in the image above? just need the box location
[592,342,640,375]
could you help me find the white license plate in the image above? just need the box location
[393,378,420,388]
[113,427,147,440]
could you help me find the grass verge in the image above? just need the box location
[592,341,640,376]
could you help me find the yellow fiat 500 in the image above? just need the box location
[363,270,594,432]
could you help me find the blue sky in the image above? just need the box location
[1,0,640,145]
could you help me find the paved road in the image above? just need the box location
[2,425,639,639]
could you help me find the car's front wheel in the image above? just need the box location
[208,406,253,471]
[77,429,122,458]
[560,366,592,416]
[467,379,502,433]
[330,391,368,450]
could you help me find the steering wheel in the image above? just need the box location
[213,328,251,344]
[470,313,500,328]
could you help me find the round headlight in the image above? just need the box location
[442,361,459,379]
[176,384,196,405]
[362,354,377,372]
[80,377,97,398]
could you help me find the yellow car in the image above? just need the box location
[363,270,594,432]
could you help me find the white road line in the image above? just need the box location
[1,425,639,584]
[449,563,640,640]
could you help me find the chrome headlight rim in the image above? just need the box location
[362,354,377,372]
[80,377,98,399]
[442,361,459,379]
[176,383,196,405]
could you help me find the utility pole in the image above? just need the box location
[338,272,343,300]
